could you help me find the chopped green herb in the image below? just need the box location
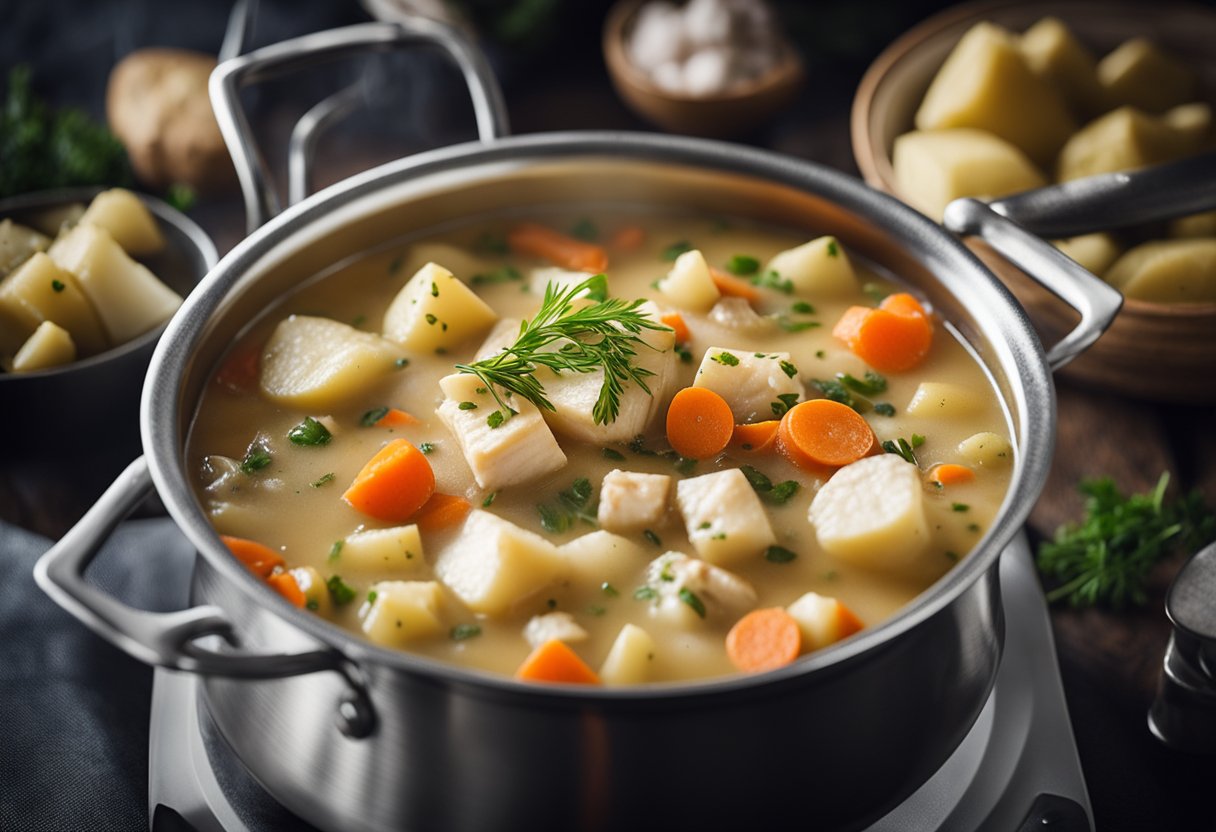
[711,532,727,540]
[662,240,694,261]
[628,435,657,456]
[726,254,760,275]
[537,477,597,533]
[779,360,798,379]
[430,282,439,297]
[570,218,598,241]
[351,314,367,327]
[775,316,822,333]
[51,279,65,292]
[388,255,404,275]
[811,378,871,414]
[838,370,887,396]
[582,273,609,302]
[366,590,378,605]
[967,523,981,533]
[240,443,272,474]
[587,604,607,617]
[882,438,919,466]
[678,588,706,618]
[601,582,619,598]
[306,599,319,611]
[634,585,658,601]
[644,529,662,547]
[675,344,693,363]
[326,575,357,605]
[418,442,436,455]
[770,393,801,417]
[472,232,509,255]
[711,351,740,366]
[458,401,478,410]
[911,434,926,448]
[287,416,332,447]
[395,357,410,369]
[815,350,826,359]
[486,409,505,428]
[425,313,438,325]
[765,545,798,563]
[952,502,970,513]
[862,282,889,303]
[752,269,794,294]
[698,522,712,530]
[471,265,522,285]
[328,540,344,561]
[310,472,335,488]
[360,407,389,427]
[602,447,625,461]
[768,480,800,505]
[482,491,497,508]
[547,598,557,610]
[827,240,840,257]
[791,301,814,314]
[673,456,697,475]
[873,402,896,417]
[451,623,482,641]
[741,465,800,505]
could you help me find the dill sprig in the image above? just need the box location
[455,275,665,425]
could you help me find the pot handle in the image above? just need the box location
[33,458,376,738]
[210,18,510,234]
[943,198,1123,370]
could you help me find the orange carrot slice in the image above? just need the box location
[835,602,865,640]
[777,399,876,471]
[415,493,473,533]
[343,439,436,523]
[726,608,802,673]
[730,420,780,453]
[215,340,262,392]
[660,312,691,344]
[610,225,646,252]
[666,386,734,460]
[927,463,976,486]
[508,222,608,273]
[376,408,420,428]
[709,266,762,303]
[515,639,601,684]
[268,571,305,607]
[220,535,285,579]
[832,292,933,373]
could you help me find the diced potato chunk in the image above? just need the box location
[12,320,76,372]
[1055,107,1197,182]
[893,129,1046,222]
[361,581,445,647]
[1053,233,1123,277]
[537,301,676,443]
[78,188,165,255]
[289,566,330,616]
[339,525,426,575]
[474,317,521,360]
[259,315,406,410]
[437,373,567,490]
[382,262,497,352]
[434,510,565,614]
[906,381,984,418]
[49,224,182,343]
[786,592,864,652]
[25,203,84,238]
[0,252,109,356]
[599,623,656,685]
[693,347,802,423]
[642,552,757,626]
[1097,38,1196,114]
[1018,17,1106,118]
[957,432,1013,467]
[597,469,672,533]
[809,454,929,569]
[1170,211,1216,240]
[0,218,50,277]
[558,530,647,586]
[676,468,777,565]
[914,22,1075,165]
[1162,103,1212,151]
[764,236,857,296]
[656,249,720,311]
[1104,239,1216,303]
[523,611,588,649]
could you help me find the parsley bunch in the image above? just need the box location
[1036,473,1216,608]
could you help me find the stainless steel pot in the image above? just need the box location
[34,18,1123,832]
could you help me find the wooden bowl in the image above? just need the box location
[851,0,1216,403]
[603,0,804,138]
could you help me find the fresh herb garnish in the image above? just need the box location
[486,410,505,428]
[472,232,509,255]
[662,240,693,261]
[951,502,970,513]
[451,623,482,641]
[634,585,658,601]
[643,529,662,547]
[601,582,619,598]
[395,357,410,369]
[602,447,625,461]
[751,269,793,294]
[310,472,335,488]
[570,218,598,241]
[327,575,357,605]
[240,442,272,474]
[779,360,798,378]
[455,276,664,426]
[482,492,497,508]
[360,407,389,427]
[367,590,378,605]
[882,437,919,466]
[838,370,887,395]
[775,316,821,333]
[726,254,760,275]
[418,442,436,455]
[287,416,332,447]
[328,540,344,561]
[537,477,597,533]
[587,604,607,617]
[812,378,871,413]
[862,282,889,304]
[791,301,815,314]
[1037,474,1216,608]
[873,403,896,417]
[765,545,798,563]
[675,344,693,363]
[471,265,522,286]
[51,279,65,292]
[458,400,478,411]
[770,393,801,417]
[740,465,800,505]
[827,240,840,257]
[711,351,740,366]
[911,434,926,448]
[678,588,706,618]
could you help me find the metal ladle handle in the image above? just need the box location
[209,18,510,233]
[33,458,376,738]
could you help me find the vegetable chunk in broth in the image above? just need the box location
[188,213,1014,685]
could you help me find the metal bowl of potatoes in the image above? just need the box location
[851,0,1216,403]
[0,187,216,461]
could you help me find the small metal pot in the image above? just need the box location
[34,19,1121,832]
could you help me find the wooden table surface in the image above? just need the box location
[3,4,1215,829]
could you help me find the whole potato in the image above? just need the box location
[106,48,235,193]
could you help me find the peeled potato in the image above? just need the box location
[893,129,1046,221]
[957,432,1013,467]
[0,218,50,278]
[1105,239,1216,303]
[915,22,1076,165]
[599,623,656,685]
[1053,233,1123,277]
[1055,107,1199,182]
[1097,38,1197,114]
[808,454,929,569]
[657,248,720,311]
[78,189,165,256]
[764,236,857,296]
[1170,211,1216,239]
[382,262,498,353]
[0,252,109,357]
[905,381,984,418]
[12,320,76,372]
[260,315,406,409]
[1019,17,1107,119]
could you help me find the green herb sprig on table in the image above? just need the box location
[455,276,665,426]
[1036,473,1216,608]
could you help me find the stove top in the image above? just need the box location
[148,532,1091,832]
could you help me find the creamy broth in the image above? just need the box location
[188,212,1013,683]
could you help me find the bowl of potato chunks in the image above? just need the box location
[0,187,215,457]
[852,0,1216,402]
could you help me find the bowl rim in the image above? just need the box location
[849,0,1216,318]
[146,129,1054,703]
[602,0,805,105]
[0,186,219,381]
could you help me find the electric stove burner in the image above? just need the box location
[149,533,1092,832]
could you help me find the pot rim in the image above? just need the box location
[144,130,1054,702]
